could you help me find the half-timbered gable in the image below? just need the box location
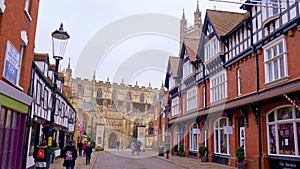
[28,53,77,167]
[179,38,199,92]
[164,56,180,117]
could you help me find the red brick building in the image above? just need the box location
[0,0,40,168]
[165,1,300,169]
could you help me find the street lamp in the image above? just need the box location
[90,110,95,143]
[47,23,70,168]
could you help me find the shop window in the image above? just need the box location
[267,106,300,156]
[214,118,230,155]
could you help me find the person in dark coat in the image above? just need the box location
[62,140,78,169]
[77,140,83,156]
[33,140,48,169]
[85,142,93,165]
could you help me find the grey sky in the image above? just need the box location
[35,0,243,88]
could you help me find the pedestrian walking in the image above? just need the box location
[116,140,120,151]
[77,140,83,156]
[85,142,93,165]
[82,141,87,156]
[130,140,136,155]
[33,140,48,169]
[136,141,141,155]
[62,140,77,169]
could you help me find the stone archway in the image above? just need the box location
[108,133,117,148]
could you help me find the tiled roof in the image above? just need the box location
[207,9,247,36]
[169,56,180,76]
[34,53,49,61]
[184,38,200,62]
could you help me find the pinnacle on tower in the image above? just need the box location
[194,0,202,29]
[68,57,71,69]
[93,71,96,81]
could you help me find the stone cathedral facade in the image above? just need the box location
[65,64,163,148]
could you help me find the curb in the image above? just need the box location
[153,155,189,169]
[90,151,101,169]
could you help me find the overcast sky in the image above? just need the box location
[35,0,243,88]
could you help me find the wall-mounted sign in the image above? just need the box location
[193,128,200,134]
[3,41,20,85]
[224,126,233,134]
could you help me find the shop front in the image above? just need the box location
[0,81,32,169]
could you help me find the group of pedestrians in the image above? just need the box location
[77,140,93,165]
[33,139,93,169]
[130,140,141,155]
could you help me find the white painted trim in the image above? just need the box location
[0,0,5,13]
[21,30,28,46]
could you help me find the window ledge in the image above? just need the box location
[264,76,289,88]
[24,9,32,22]
[0,0,5,13]
[262,14,280,28]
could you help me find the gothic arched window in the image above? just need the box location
[112,91,117,100]
[78,84,84,96]
[127,92,131,101]
[97,88,102,98]
[140,93,144,103]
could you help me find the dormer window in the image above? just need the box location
[262,0,282,22]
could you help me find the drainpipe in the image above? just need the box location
[258,109,262,169]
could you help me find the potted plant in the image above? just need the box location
[178,144,184,157]
[236,146,245,169]
[172,144,178,155]
[199,146,207,162]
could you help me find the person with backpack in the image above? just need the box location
[85,142,93,165]
[62,140,77,169]
[33,140,48,169]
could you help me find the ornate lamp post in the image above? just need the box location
[46,23,70,168]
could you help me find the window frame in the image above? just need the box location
[261,0,282,22]
[263,36,288,84]
[189,123,199,151]
[187,87,197,111]
[210,71,227,103]
[266,105,300,157]
[204,36,220,62]
[171,97,179,116]
[237,68,242,96]
[24,0,32,21]
[214,117,230,155]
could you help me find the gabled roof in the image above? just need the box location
[169,56,180,76]
[184,38,200,62]
[207,9,247,36]
[164,56,180,88]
